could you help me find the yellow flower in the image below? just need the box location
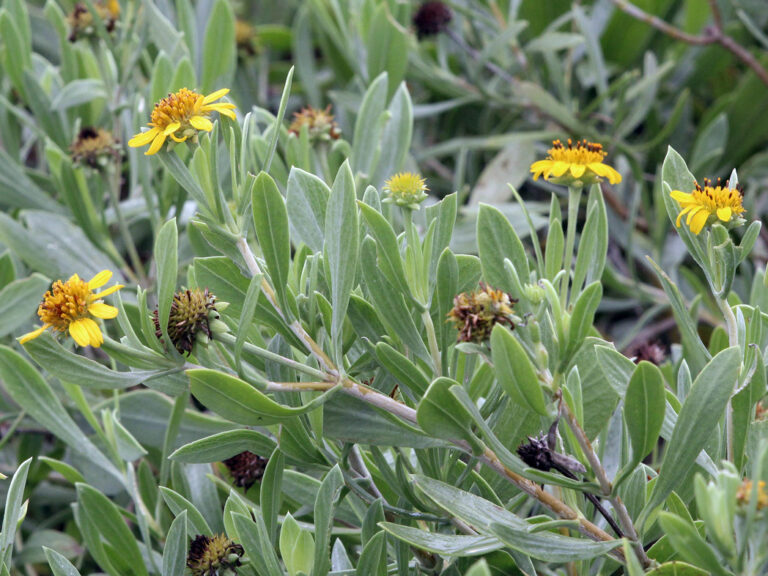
[670,178,746,235]
[736,479,768,511]
[530,139,621,185]
[19,270,123,348]
[383,172,429,208]
[128,88,236,155]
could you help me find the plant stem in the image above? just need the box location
[561,402,649,567]
[107,165,147,286]
[561,185,583,307]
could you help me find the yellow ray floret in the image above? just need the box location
[530,139,621,185]
[128,88,236,155]
[19,270,123,348]
[670,178,745,235]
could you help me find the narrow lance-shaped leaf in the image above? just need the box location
[640,347,741,527]
[491,325,549,416]
[324,160,359,371]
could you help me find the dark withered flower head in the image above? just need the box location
[288,106,341,142]
[516,435,554,472]
[187,534,244,576]
[448,283,517,343]
[153,288,227,355]
[223,451,269,490]
[413,1,452,38]
[68,0,120,42]
[70,127,120,168]
[235,19,258,56]
[633,341,666,366]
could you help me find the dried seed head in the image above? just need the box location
[736,479,768,511]
[448,283,517,343]
[633,341,667,366]
[153,288,223,355]
[223,451,269,490]
[186,534,244,576]
[70,127,120,168]
[413,1,453,38]
[288,106,341,142]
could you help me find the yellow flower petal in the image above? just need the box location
[67,273,80,283]
[689,208,710,235]
[93,283,124,298]
[18,324,49,344]
[69,319,92,347]
[570,164,586,178]
[550,161,570,177]
[676,205,693,227]
[189,115,214,131]
[162,122,181,136]
[717,206,732,221]
[670,190,694,203]
[603,165,622,184]
[146,133,167,155]
[203,88,229,104]
[89,302,119,319]
[128,127,160,147]
[83,317,104,347]
[88,270,112,289]
[170,132,188,143]
[203,104,236,119]
[686,206,704,226]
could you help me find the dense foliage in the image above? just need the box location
[1,1,768,575]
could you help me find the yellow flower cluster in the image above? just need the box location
[530,139,621,185]
[670,178,745,235]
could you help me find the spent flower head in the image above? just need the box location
[187,534,244,576]
[413,1,453,38]
[288,106,341,142]
[19,270,123,348]
[128,88,236,155]
[736,479,768,511]
[448,283,517,343]
[670,178,746,235]
[153,288,227,355]
[223,451,269,490]
[70,127,120,168]
[68,0,120,41]
[383,172,429,209]
[530,139,621,186]
[235,19,258,56]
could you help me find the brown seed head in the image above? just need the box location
[413,1,453,38]
[153,288,218,355]
[447,283,516,343]
[223,451,269,490]
[186,534,244,576]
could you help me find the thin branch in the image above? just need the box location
[608,0,768,88]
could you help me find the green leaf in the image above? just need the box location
[280,513,315,576]
[0,346,121,484]
[566,281,602,360]
[162,511,187,576]
[77,484,149,576]
[379,523,502,556]
[361,238,431,365]
[252,172,291,311]
[355,531,387,576]
[595,344,636,397]
[647,257,710,375]
[200,0,236,92]
[374,342,430,397]
[491,325,548,415]
[352,72,389,176]
[50,79,106,110]
[264,66,294,172]
[155,218,179,346]
[261,449,284,544]
[0,273,50,338]
[477,204,529,292]
[572,187,608,295]
[366,5,407,100]
[618,362,665,484]
[646,562,711,576]
[313,465,345,576]
[324,160,359,369]
[159,487,211,537]
[359,202,411,299]
[170,430,276,463]
[369,82,413,189]
[44,548,83,576]
[545,218,564,280]
[413,475,621,562]
[641,347,741,526]
[1,458,32,565]
[188,369,341,425]
[657,513,731,576]
[231,512,283,576]
[24,333,169,390]
[417,377,485,452]
[286,167,330,253]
